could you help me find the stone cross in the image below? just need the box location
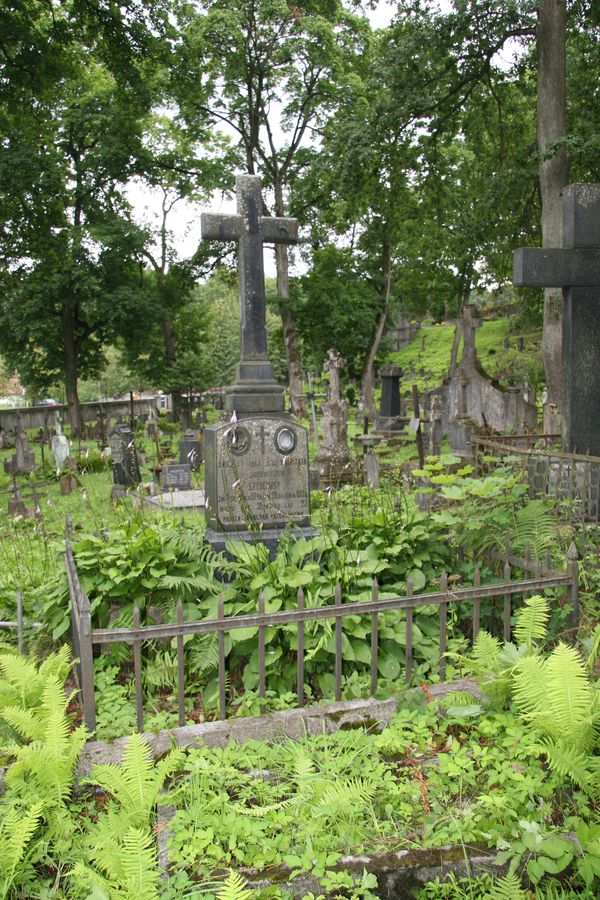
[201,175,298,414]
[324,349,345,403]
[514,183,600,454]
[461,304,481,368]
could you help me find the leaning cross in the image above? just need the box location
[513,183,600,454]
[201,175,298,414]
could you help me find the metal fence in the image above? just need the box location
[66,537,579,735]
[474,436,600,523]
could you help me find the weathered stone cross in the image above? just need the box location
[201,175,298,414]
[514,183,600,454]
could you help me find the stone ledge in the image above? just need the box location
[76,696,398,775]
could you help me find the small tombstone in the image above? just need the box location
[502,337,510,349]
[516,336,524,352]
[429,394,443,456]
[364,450,380,489]
[110,424,141,495]
[161,463,192,492]
[179,429,203,469]
[51,434,71,470]
[375,364,404,434]
[8,486,27,518]
[3,429,35,476]
[42,412,51,444]
[312,349,355,487]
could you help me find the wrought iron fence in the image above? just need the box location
[66,536,579,735]
[474,436,600,523]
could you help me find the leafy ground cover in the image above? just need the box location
[1,611,599,899]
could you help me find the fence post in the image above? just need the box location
[16,590,23,654]
[567,542,580,638]
[78,581,97,733]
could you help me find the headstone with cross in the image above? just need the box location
[201,174,298,415]
[201,175,313,553]
[514,183,600,454]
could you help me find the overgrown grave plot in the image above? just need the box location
[62,475,579,744]
[1,609,599,900]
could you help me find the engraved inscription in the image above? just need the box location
[213,417,309,529]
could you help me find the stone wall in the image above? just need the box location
[0,397,157,432]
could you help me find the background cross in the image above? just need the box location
[514,183,600,453]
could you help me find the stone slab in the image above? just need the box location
[147,489,206,510]
[77,696,398,774]
[205,416,310,531]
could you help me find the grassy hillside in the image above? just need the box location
[387,316,543,395]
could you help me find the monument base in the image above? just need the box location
[205,525,320,559]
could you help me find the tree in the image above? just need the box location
[0,59,151,431]
[174,0,368,416]
[0,0,171,431]
[117,115,236,419]
[537,0,568,421]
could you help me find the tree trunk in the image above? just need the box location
[274,181,305,418]
[537,0,569,415]
[360,240,392,417]
[62,305,81,435]
[162,310,181,421]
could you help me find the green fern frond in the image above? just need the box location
[511,655,548,720]
[291,747,316,789]
[37,644,72,686]
[90,734,182,828]
[511,500,557,558]
[118,826,160,899]
[0,706,45,742]
[472,631,502,672]
[0,799,45,885]
[514,644,594,750]
[490,872,528,900]
[538,737,599,795]
[514,594,549,647]
[317,778,377,813]
[217,871,254,900]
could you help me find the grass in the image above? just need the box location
[388,316,543,396]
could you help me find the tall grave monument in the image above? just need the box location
[514,183,600,454]
[201,175,312,552]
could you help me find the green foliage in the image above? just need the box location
[217,871,254,900]
[89,732,183,828]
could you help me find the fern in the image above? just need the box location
[537,737,600,796]
[471,631,502,673]
[514,594,549,647]
[514,643,595,750]
[0,799,45,897]
[72,825,160,899]
[510,499,557,558]
[89,733,183,828]
[217,871,254,900]
[490,872,529,900]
